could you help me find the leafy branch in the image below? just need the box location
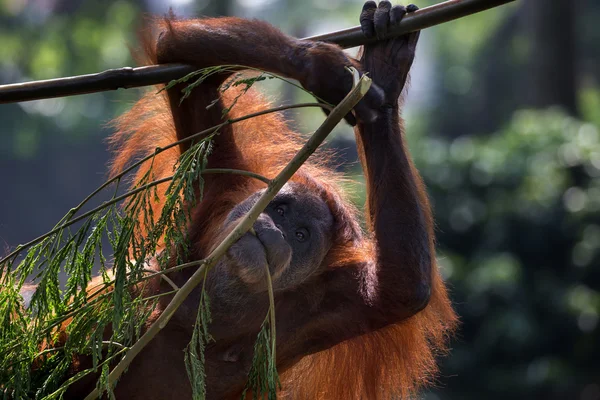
[0,65,370,399]
[0,102,332,269]
[160,64,332,108]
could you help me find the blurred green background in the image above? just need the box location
[1,0,599,399]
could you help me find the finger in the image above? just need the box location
[322,105,357,127]
[352,100,377,124]
[344,111,357,126]
[390,5,406,26]
[374,0,392,40]
[353,67,385,110]
[364,81,385,110]
[405,5,421,49]
[407,3,419,13]
[407,30,420,51]
[360,1,377,38]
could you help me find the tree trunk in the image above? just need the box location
[525,0,578,115]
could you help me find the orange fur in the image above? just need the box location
[97,12,462,397]
[108,79,457,398]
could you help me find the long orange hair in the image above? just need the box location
[107,30,457,397]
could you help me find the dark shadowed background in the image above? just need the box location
[1,0,599,399]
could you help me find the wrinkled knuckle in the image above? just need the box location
[378,0,392,9]
[360,11,374,23]
[407,3,419,12]
[390,5,406,24]
[363,0,377,10]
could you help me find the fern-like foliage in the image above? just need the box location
[184,269,214,400]
[0,133,212,398]
[0,65,337,399]
[241,315,281,400]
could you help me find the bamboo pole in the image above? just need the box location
[0,0,515,104]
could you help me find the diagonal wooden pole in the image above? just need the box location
[0,0,516,104]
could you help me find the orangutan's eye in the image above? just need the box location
[295,229,308,242]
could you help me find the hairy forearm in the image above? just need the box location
[155,17,348,85]
[355,109,432,312]
[357,109,422,226]
[154,17,363,115]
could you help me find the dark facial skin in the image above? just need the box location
[221,182,334,292]
[185,184,335,397]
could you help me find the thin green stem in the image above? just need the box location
[162,65,332,106]
[38,260,206,338]
[1,167,272,266]
[264,260,277,369]
[46,348,128,399]
[203,168,270,184]
[0,103,329,266]
[21,263,190,343]
[138,288,179,303]
[142,268,179,291]
[101,341,128,350]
